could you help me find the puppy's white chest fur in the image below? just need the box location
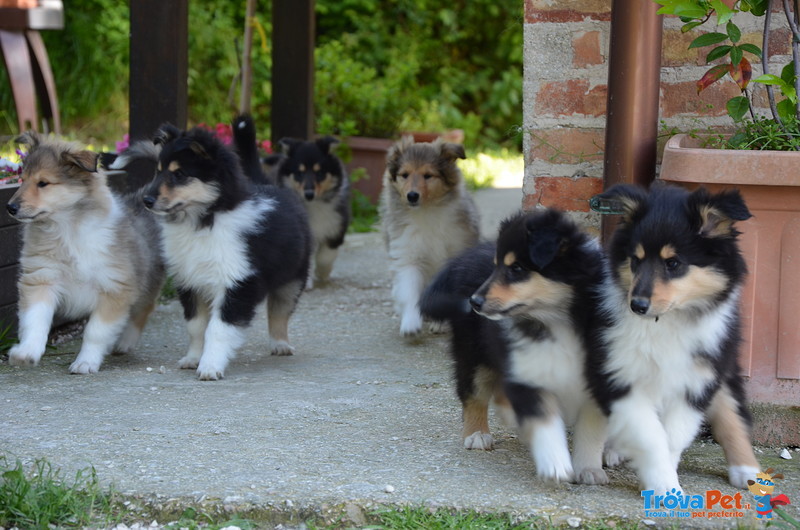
[163,197,274,300]
[307,199,341,243]
[505,320,588,424]
[601,285,739,405]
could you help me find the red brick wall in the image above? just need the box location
[522,2,793,232]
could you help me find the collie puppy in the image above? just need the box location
[276,136,350,288]
[113,119,312,380]
[589,183,760,492]
[421,210,609,484]
[5,132,165,373]
[380,137,480,336]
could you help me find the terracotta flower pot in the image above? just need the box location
[660,133,800,444]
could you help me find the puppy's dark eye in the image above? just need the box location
[509,262,524,273]
[400,172,409,179]
[423,173,433,180]
[665,257,680,271]
[37,181,49,188]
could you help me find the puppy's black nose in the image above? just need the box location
[469,294,485,312]
[142,195,156,209]
[304,189,315,201]
[630,297,650,315]
[407,191,420,204]
[6,203,18,216]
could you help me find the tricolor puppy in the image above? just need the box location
[380,136,480,336]
[276,137,350,288]
[113,119,311,380]
[5,132,165,373]
[421,210,609,484]
[588,183,760,492]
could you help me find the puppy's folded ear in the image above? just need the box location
[315,136,340,155]
[689,187,752,238]
[438,141,466,161]
[385,135,414,179]
[15,130,41,148]
[62,150,99,173]
[278,137,301,155]
[526,223,562,269]
[154,123,181,146]
[590,184,647,223]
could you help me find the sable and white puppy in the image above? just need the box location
[5,132,165,373]
[113,121,311,380]
[380,137,480,336]
[276,136,350,288]
[421,210,609,484]
[588,183,761,492]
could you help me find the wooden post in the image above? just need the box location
[128,0,188,189]
[271,0,315,143]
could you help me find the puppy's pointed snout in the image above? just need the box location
[142,195,156,209]
[406,191,420,204]
[469,294,485,312]
[6,202,19,216]
[630,297,650,315]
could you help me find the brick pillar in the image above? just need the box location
[522,1,611,234]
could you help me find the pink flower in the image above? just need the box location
[260,140,273,154]
[115,133,130,153]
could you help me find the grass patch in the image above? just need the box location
[0,456,121,529]
[0,321,16,354]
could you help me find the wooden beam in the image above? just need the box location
[271,0,315,143]
[128,0,188,190]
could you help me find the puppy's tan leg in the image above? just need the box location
[707,383,760,488]
[571,401,609,485]
[461,367,499,450]
[114,300,156,355]
[8,284,57,366]
[267,280,304,355]
[70,290,133,374]
[178,295,210,369]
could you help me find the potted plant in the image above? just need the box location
[655,0,800,444]
[0,151,23,329]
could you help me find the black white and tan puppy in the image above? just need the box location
[421,209,609,484]
[588,183,760,492]
[112,119,312,380]
[276,136,350,288]
[6,132,165,373]
[380,136,480,336]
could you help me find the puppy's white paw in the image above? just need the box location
[8,345,42,366]
[196,359,226,381]
[400,312,422,336]
[177,355,200,369]
[464,431,494,450]
[575,467,609,485]
[729,465,760,489]
[271,340,294,356]
[427,320,447,334]
[603,448,626,467]
[69,358,100,374]
[537,460,574,484]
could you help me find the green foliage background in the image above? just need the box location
[0,0,522,150]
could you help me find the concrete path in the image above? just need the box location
[1,189,798,528]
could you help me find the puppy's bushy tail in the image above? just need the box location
[421,242,495,322]
[233,114,271,185]
[108,141,160,170]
